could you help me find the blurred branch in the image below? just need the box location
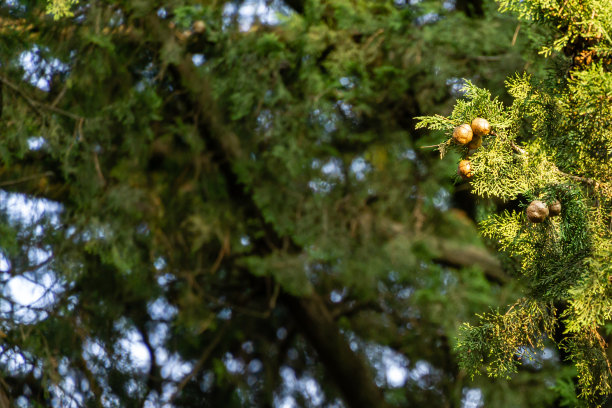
[283,292,393,408]
[0,75,83,121]
[141,16,397,408]
[433,239,510,284]
[173,59,393,408]
[0,172,54,188]
[0,379,9,408]
[170,321,229,403]
[0,154,67,202]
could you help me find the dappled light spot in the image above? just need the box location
[160,352,192,381]
[223,0,282,31]
[192,54,205,66]
[117,328,151,373]
[461,388,484,408]
[0,191,62,226]
[7,275,49,306]
[147,297,178,320]
[18,46,69,92]
[27,137,46,151]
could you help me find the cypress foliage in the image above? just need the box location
[418,0,612,404]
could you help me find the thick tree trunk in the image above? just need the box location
[284,293,393,408]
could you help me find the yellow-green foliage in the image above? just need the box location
[561,330,612,400]
[557,64,612,186]
[46,0,78,19]
[456,299,556,379]
[417,79,563,200]
[563,248,612,333]
[417,10,612,401]
[498,0,612,56]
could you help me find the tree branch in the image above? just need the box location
[493,131,600,186]
[283,292,392,408]
[170,322,229,403]
[433,239,510,284]
[0,75,83,121]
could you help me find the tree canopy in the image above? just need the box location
[0,0,608,407]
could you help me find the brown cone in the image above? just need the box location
[471,118,491,137]
[548,201,561,216]
[527,200,549,223]
[467,135,482,149]
[453,124,473,145]
[457,160,473,179]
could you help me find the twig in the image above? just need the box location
[3,255,55,277]
[556,170,597,185]
[511,23,521,46]
[558,0,569,15]
[210,232,230,274]
[509,139,527,155]
[92,151,106,186]
[0,172,54,187]
[0,75,83,121]
[268,282,280,310]
[0,75,43,117]
[169,322,229,403]
[50,82,68,108]
[504,298,525,316]
[491,131,528,155]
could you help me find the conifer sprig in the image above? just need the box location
[418,72,611,403]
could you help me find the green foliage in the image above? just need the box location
[418,12,612,405]
[456,299,556,378]
[417,1,612,403]
[46,0,78,20]
[561,330,612,401]
[563,248,612,333]
[420,97,611,404]
[417,79,563,199]
[498,0,612,56]
[479,184,592,299]
[552,368,590,408]
[416,81,513,160]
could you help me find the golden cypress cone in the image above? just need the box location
[471,117,491,137]
[452,124,473,145]
[193,20,206,33]
[457,160,473,179]
[467,135,482,149]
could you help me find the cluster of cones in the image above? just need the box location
[450,118,562,223]
[452,118,490,179]
[526,200,562,223]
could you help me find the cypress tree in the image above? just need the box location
[418,0,612,405]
